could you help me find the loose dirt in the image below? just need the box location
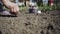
[0,10,60,34]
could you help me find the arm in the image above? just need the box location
[2,0,11,7]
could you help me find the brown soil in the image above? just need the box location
[0,10,60,34]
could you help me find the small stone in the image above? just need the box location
[24,22,31,26]
[47,24,54,30]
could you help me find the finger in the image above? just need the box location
[10,6,13,12]
[16,6,19,12]
[11,8,14,12]
[14,8,19,14]
[12,7,15,12]
[10,8,12,12]
[13,8,16,12]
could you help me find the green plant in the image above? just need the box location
[56,5,60,10]
[38,4,57,12]
[19,6,28,11]
[37,0,43,6]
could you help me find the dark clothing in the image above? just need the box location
[0,1,4,12]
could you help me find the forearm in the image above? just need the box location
[2,0,12,7]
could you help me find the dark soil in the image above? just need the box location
[0,10,60,34]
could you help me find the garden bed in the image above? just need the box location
[0,10,60,34]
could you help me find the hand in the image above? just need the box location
[9,3,19,13]
[2,0,19,14]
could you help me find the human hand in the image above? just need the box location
[9,3,19,14]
